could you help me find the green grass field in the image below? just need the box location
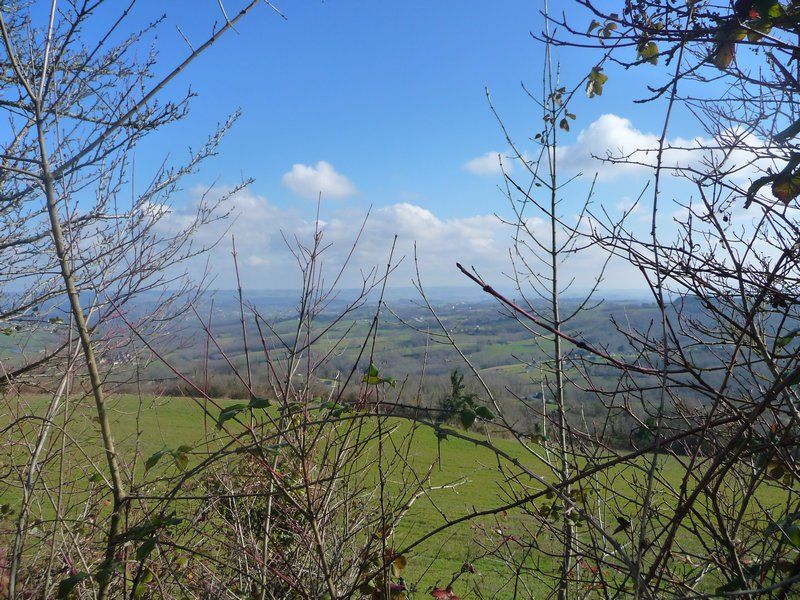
[4,394,547,595]
[2,393,789,598]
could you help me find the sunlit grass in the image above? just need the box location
[2,393,788,597]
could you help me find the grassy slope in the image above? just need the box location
[2,394,788,598]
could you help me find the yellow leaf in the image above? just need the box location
[714,42,735,70]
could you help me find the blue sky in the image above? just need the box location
[86,1,712,291]
[147,1,671,213]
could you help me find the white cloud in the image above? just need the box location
[158,187,642,293]
[281,160,356,199]
[557,114,678,181]
[324,203,508,279]
[463,151,512,177]
[557,114,768,182]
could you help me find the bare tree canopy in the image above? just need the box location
[5,1,800,599]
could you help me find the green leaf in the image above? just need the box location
[766,459,786,480]
[753,0,783,19]
[747,28,765,42]
[115,516,182,543]
[613,515,631,533]
[601,22,617,38]
[774,118,800,143]
[586,67,608,98]
[777,329,800,348]
[57,573,91,598]
[216,403,248,428]
[136,537,157,562]
[133,584,148,598]
[363,363,396,386]
[475,405,495,420]
[716,577,745,594]
[248,396,271,409]
[765,512,800,543]
[786,524,800,548]
[332,405,350,417]
[117,523,158,543]
[148,446,191,472]
[638,41,659,65]
[746,4,775,43]
[767,2,783,18]
[173,451,189,472]
[145,450,168,471]
[772,170,800,203]
[460,408,476,430]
